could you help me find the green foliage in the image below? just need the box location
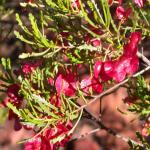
[0,108,8,124]
[1,58,11,70]
[15,13,55,49]
[14,66,79,129]
[128,76,150,119]
[130,3,150,36]
[7,102,21,117]
[14,0,150,64]
[0,58,13,85]
[128,132,150,150]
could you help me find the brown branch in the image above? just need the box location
[73,110,144,147]
[0,20,17,25]
[3,2,20,8]
[137,52,150,66]
[73,128,101,140]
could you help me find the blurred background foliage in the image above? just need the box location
[0,0,18,125]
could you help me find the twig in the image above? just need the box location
[0,20,17,25]
[73,128,101,140]
[3,2,20,8]
[96,120,143,147]
[99,98,102,120]
[137,52,150,66]
[0,24,14,43]
[73,110,144,147]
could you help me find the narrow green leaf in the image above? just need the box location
[7,102,21,117]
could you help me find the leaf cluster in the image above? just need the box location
[128,76,150,119]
